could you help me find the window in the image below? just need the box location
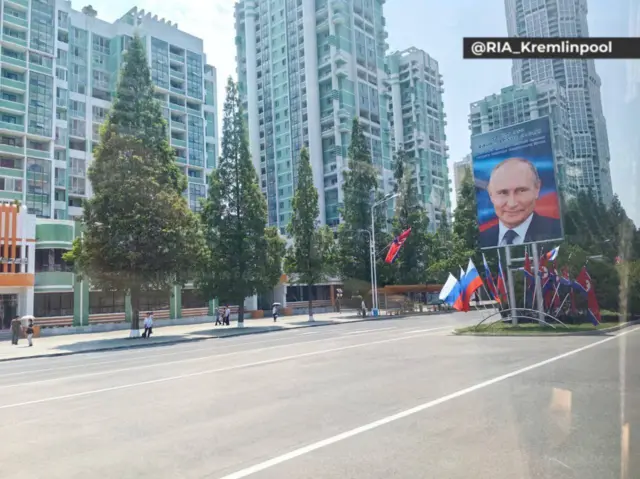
[35,293,74,317]
[186,51,203,99]
[187,115,204,167]
[151,37,169,89]
[26,158,51,217]
[28,72,53,137]
[30,0,55,55]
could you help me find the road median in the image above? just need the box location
[454,320,640,336]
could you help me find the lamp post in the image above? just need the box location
[356,229,374,310]
[370,192,399,314]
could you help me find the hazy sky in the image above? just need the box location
[85,0,637,220]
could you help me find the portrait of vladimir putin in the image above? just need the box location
[479,157,562,248]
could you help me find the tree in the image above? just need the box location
[390,150,431,284]
[453,169,480,261]
[285,148,336,320]
[336,118,386,299]
[261,226,287,296]
[196,78,283,326]
[64,35,204,336]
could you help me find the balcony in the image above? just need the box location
[175,155,187,164]
[56,97,67,108]
[1,54,27,69]
[170,53,184,63]
[187,175,204,184]
[55,175,66,187]
[0,142,23,155]
[187,104,201,114]
[171,138,187,148]
[171,120,186,130]
[170,69,184,79]
[0,166,22,178]
[1,77,26,91]
[170,86,185,95]
[35,271,74,289]
[3,34,27,48]
[0,120,24,132]
[5,0,29,8]
[0,98,25,112]
[169,102,185,112]
[26,148,50,159]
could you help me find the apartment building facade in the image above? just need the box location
[505,0,613,203]
[386,47,450,230]
[0,2,218,321]
[469,80,572,193]
[235,0,393,231]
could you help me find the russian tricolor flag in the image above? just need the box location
[544,246,560,262]
[439,273,465,311]
[461,259,484,310]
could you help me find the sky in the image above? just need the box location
[85,0,637,221]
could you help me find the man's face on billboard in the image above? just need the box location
[487,159,541,229]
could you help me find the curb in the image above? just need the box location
[453,320,640,337]
[0,312,420,363]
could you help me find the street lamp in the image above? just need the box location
[370,192,400,314]
[356,229,375,309]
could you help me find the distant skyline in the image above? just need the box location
[84,0,637,221]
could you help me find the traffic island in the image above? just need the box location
[454,320,639,336]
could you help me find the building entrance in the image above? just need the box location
[0,294,18,330]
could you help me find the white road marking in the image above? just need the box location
[403,327,451,334]
[0,328,449,409]
[0,319,407,376]
[217,326,640,479]
[0,323,391,379]
[345,327,396,335]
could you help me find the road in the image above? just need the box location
[0,313,638,479]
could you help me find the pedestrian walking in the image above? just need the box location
[143,312,153,338]
[361,300,367,318]
[272,304,278,322]
[214,307,222,325]
[10,316,21,345]
[26,319,34,347]
[224,305,231,326]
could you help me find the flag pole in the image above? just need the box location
[554,293,570,317]
[496,248,510,311]
[548,252,571,315]
[504,246,518,325]
[531,242,545,324]
[522,245,528,310]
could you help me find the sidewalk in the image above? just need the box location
[0,311,409,362]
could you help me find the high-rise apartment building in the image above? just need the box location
[469,81,572,190]
[386,47,450,230]
[0,2,218,220]
[234,0,392,232]
[453,154,471,197]
[0,2,218,323]
[505,0,613,204]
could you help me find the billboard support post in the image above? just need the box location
[505,246,518,325]
[531,242,545,323]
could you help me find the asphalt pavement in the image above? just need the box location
[0,312,637,479]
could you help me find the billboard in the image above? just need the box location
[471,116,563,249]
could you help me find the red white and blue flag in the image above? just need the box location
[385,228,411,264]
[461,259,484,311]
[574,266,601,326]
[439,273,465,311]
[544,246,560,262]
